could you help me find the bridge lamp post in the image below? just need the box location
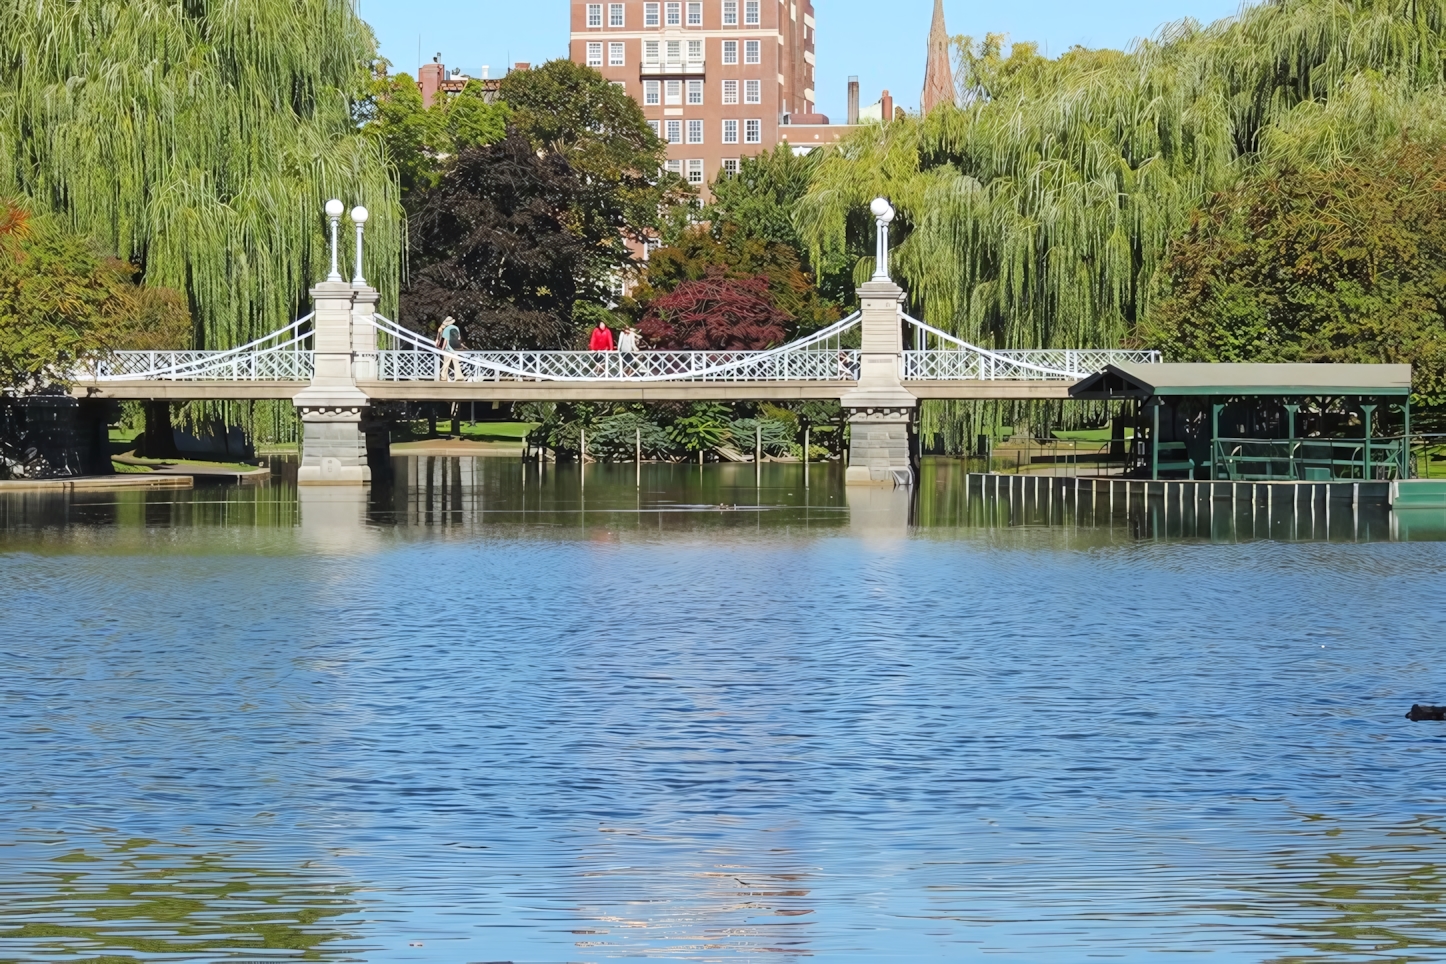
[324,198,345,282]
[350,206,369,287]
[870,197,895,281]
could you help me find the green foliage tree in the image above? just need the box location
[0,0,400,350]
[499,60,689,242]
[361,70,509,202]
[708,145,819,250]
[0,201,190,390]
[1146,142,1446,405]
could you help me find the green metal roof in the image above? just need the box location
[1070,362,1413,399]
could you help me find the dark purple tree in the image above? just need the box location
[637,274,790,350]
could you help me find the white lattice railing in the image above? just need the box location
[900,312,1160,380]
[78,315,316,381]
[375,348,860,382]
[367,313,862,382]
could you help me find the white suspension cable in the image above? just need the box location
[898,311,1075,377]
[82,315,315,381]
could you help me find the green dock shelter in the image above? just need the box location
[1069,363,1413,481]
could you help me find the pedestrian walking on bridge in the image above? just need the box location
[588,318,615,377]
[435,316,466,382]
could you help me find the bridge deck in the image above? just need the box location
[72,379,1077,402]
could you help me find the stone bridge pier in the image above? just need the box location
[292,281,382,485]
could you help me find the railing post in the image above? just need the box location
[1362,403,1375,480]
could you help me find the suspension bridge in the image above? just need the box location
[68,198,1156,486]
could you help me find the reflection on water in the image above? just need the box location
[2,456,1446,962]
[0,835,359,961]
[3,456,1443,543]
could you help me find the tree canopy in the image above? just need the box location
[361,71,509,203]
[400,61,691,349]
[620,146,842,347]
[499,60,687,242]
[638,275,791,350]
[1145,141,1446,404]
[798,0,1446,355]
[0,200,189,390]
[403,133,631,349]
[0,0,400,350]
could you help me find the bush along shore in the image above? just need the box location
[521,402,845,463]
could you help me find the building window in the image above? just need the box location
[665,1,681,25]
[721,158,740,176]
[666,40,681,61]
[644,2,659,26]
[608,42,625,66]
[666,119,682,143]
[723,0,738,24]
[687,119,703,143]
[744,79,760,104]
[644,40,659,63]
[687,79,703,104]
[665,79,682,104]
[687,39,702,60]
[687,159,704,184]
[609,2,624,26]
[722,40,738,64]
[648,119,661,137]
[687,1,702,24]
[744,0,759,24]
[745,118,761,143]
[644,80,661,105]
[665,159,683,175]
[744,40,760,64]
[611,79,627,91]
[586,42,603,67]
[722,79,738,104]
[586,3,602,27]
[722,119,739,143]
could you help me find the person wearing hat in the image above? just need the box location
[435,316,465,381]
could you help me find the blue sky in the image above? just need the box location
[360,0,1247,120]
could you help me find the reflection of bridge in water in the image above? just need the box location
[70,198,1155,488]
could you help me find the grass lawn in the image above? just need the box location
[1053,426,1133,442]
[396,420,536,443]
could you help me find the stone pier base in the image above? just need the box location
[845,406,915,487]
[297,404,371,485]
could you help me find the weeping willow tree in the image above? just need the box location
[796,0,1446,447]
[0,0,402,351]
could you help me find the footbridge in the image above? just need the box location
[71,198,1155,486]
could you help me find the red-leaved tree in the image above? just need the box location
[637,274,790,350]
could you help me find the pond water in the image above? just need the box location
[3,457,1446,963]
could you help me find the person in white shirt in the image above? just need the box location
[617,325,640,376]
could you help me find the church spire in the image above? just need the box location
[920,0,955,114]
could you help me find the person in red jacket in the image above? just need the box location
[588,319,615,352]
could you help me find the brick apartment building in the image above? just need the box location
[568,0,846,192]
